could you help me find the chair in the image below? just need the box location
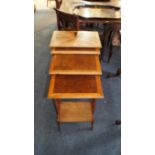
[108,23,121,62]
[101,22,121,63]
[53,8,80,31]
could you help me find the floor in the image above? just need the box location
[34,10,121,155]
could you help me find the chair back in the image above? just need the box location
[55,0,62,9]
[54,8,79,31]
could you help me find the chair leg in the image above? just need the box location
[105,67,121,78]
[115,120,121,125]
[101,32,108,61]
[107,31,113,63]
[101,28,113,62]
[108,47,113,63]
[115,68,121,76]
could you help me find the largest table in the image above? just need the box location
[60,0,121,22]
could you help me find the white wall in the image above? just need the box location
[34,0,55,10]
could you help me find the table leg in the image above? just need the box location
[57,122,61,131]
[90,121,94,130]
[91,99,96,113]
[90,99,96,130]
[54,99,61,131]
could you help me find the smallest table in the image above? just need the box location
[48,31,104,130]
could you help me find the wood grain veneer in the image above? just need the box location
[49,54,102,75]
[48,75,104,98]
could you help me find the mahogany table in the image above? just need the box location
[60,0,121,21]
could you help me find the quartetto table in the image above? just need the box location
[48,31,104,130]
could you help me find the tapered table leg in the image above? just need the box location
[54,99,61,131]
[90,99,96,130]
[57,122,61,131]
[90,121,94,130]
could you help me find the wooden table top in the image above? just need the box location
[49,31,102,48]
[60,0,121,19]
[49,54,102,75]
[48,75,104,98]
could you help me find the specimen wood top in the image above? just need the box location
[49,31,102,48]
[48,75,104,98]
[49,54,102,75]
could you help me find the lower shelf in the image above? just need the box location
[57,102,94,123]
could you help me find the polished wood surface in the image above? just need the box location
[48,75,104,98]
[57,101,93,122]
[51,48,100,55]
[49,31,102,48]
[60,0,121,19]
[49,54,102,75]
